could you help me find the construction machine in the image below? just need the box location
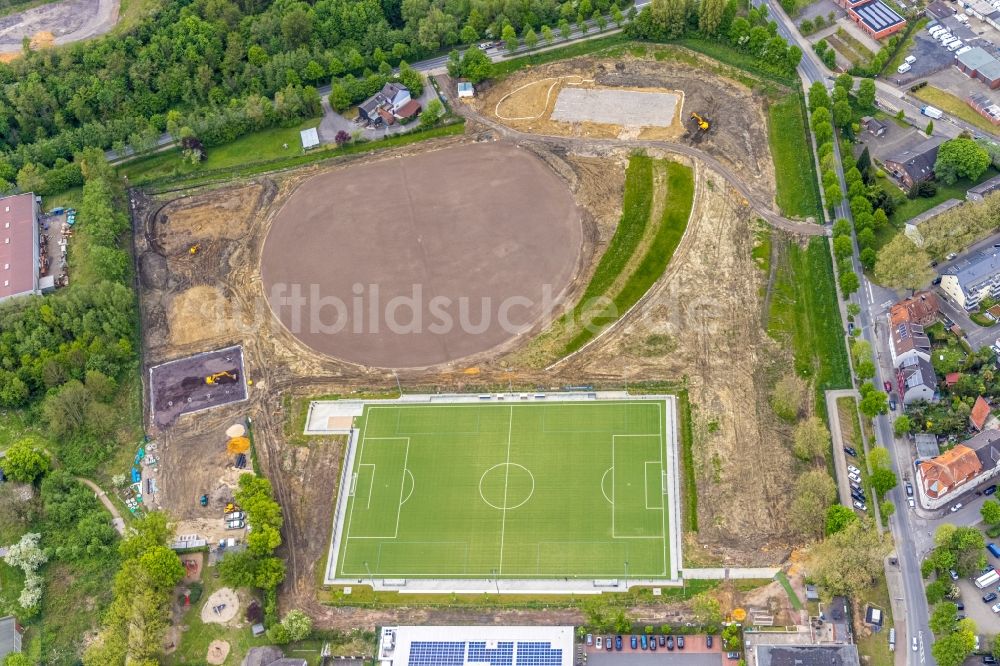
[189,244,201,255]
[690,112,710,131]
[205,370,239,385]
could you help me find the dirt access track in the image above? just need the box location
[0,0,120,55]
[132,46,812,629]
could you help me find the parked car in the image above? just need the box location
[952,503,964,513]
[616,636,623,651]
[849,472,862,483]
[678,636,685,650]
[728,652,741,660]
[986,485,998,496]
[992,604,1000,614]
[853,500,868,511]
[641,635,648,650]
[889,398,897,411]
[951,569,960,580]
[650,639,657,652]
[631,636,638,650]
[607,636,613,651]
[985,655,998,664]
[906,483,913,497]
[587,634,593,646]
[667,636,675,650]
[659,635,666,647]
[957,602,965,610]
[707,636,714,648]
[850,481,862,491]
[848,465,861,474]
[905,55,917,63]
[912,637,919,652]
[908,497,915,508]
[844,446,858,457]
[595,636,601,649]
[933,276,943,285]
[983,592,997,603]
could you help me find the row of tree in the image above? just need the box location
[626,0,802,79]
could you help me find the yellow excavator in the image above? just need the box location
[691,112,710,131]
[205,370,239,385]
[189,244,201,255]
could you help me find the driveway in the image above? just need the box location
[316,84,441,145]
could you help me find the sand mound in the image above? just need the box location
[201,587,239,624]
[207,639,230,664]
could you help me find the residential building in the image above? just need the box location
[358,83,416,126]
[918,444,982,498]
[755,645,861,666]
[968,173,1000,201]
[376,626,573,666]
[940,250,1000,310]
[883,137,943,189]
[241,647,307,666]
[0,616,22,661]
[888,321,932,367]
[903,199,963,245]
[0,193,40,303]
[889,291,940,326]
[968,428,1000,475]
[861,116,888,136]
[896,356,938,404]
[971,396,991,430]
[848,0,908,38]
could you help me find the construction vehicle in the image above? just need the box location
[199,494,208,507]
[690,112,710,131]
[205,370,239,385]
[189,244,200,255]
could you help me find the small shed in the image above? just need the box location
[915,433,941,458]
[299,127,320,150]
[805,584,820,601]
[861,116,887,137]
[457,81,475,98]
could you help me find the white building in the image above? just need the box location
[377,626,574,666]
[888,321,931,368]
[940,250,1000,310]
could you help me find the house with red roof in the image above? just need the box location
[0,193,40,302]
[971,396,992,431]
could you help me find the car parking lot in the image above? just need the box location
[585,635,723,664]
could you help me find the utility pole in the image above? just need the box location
[392,370,403,397]
[364,560,375,589]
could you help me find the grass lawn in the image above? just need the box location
[336,399,673,579]
[930,338,968,375]
[855,579,895,666]
[888,168,999,225]
[774,571,804,610]
[836,28,875,61]
[913,85,1000,136]
[768,238,852,408]
[120,117,322,184]
[561,158,694,355]
[768,95,822,220]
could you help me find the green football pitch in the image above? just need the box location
[335,400,672,579]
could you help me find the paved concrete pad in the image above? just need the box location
[551,88,678,126]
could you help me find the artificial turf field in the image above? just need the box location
[335,400,672,579]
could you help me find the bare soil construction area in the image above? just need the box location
[260,143,584,368]
[0,0,119,53]
[134,49,806,626]
[476,51,777,207]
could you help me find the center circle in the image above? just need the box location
[479,463,535,510]
[260,143,583,369]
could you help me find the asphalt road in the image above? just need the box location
[758,1,937,663]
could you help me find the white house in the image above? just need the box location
[896,356,938,404]
[888,321,931,368]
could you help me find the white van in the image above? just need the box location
[897,62,912,73]
[957,45,973,55]
[949,40,964,51]
[937,31,953,41]
[929,25,945,35]
[957,13,969,22]
[905,55,917,63]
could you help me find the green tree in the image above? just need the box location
[874,234,935,291]
[870,468,897,498]
[699,0,727,34]
[926,120,934,136]
[840,271,860,297]
[611,5,624,26]
[930,601,958,636]
[790,470,838,539]
[857,79,876,110]
[501,23,518,48]
[858,385,888,418]
[559,19,572,39]
[935,137,992,184]
[523,26,538,48]
[281,609,313,641]
[3,654,32,666]
[931,629,975,666]
[461,24,479,43]
[925,578,951,603]
[809,81,830,112]
[542,24,555,42]
[894,414,912,437]
[793,416,831,462]
[420,99,443,128]
[825,504,858,535]
[983,499,1000,526]
[807,520,892,597]
[0,438,51,483]
[856,359,875,381]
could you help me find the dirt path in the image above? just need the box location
[76,477,126,535]
[0,0,120,53]
[454,102,826,238]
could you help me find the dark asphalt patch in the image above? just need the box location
[149,345,248,428]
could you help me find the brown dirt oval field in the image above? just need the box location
[260,143,584,368]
